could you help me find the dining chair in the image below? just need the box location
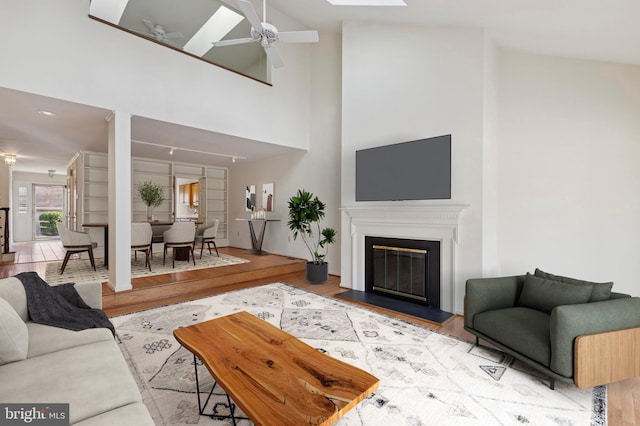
[131,222,153,271]
[56,222,97,274]
[194,220,220,258]
[163,222,196,268]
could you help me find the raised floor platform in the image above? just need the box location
[102,248,306,316]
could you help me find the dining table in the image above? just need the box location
[81,221,177,267]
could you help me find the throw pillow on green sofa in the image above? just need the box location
[534,268,613,302]
[517,273,593,314]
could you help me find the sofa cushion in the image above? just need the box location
[0,277,29,321]
[474,307,552,367]
[0,340,142,424]
[73,402,153,426]
[517,273,592,314]
[26,322,113,358]
[534,268,613,302]
[0,297,28,365]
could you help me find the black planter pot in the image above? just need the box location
[306,262,328,284]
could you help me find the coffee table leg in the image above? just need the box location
[192,355,248,424]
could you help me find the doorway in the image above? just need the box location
[32,184,66,239]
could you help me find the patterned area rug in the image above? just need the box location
[111,283,606,426]
[44,252,249,285]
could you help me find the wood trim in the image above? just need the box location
[575,326,640,388]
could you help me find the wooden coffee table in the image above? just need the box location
[173,311,380,425]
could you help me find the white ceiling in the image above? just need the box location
[1,0,639,174]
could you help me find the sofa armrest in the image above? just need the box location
[550,297,640,378]
[67,281,103,310]
[574,327,640,388]
[464,275,525,329]
[610,291,631,299]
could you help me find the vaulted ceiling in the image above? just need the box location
[1,0,638,174]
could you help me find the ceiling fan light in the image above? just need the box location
[4,154,16,166]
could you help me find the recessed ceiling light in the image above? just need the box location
[37,110,57,117]
[327,0,406,5]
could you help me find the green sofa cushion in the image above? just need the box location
[474,307,551,367]
[534,268,613,302]
[517,273,592,314]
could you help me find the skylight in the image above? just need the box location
[89,0,130,24]
[326,0,406,5]
[182,6,245,57]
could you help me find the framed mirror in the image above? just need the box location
[262,183,274,212]
[175,177,200,220]
[88,0,270,84]
[245,185,256,211]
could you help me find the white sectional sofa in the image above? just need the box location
[0,275,153,425]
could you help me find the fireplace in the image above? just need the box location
[341,205,466,313]
[365,236,440,309]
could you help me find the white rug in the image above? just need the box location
[44,252,249,285]
[111,283,606,426]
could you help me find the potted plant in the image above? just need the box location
[137,180,165,221]
[287,189,336,284]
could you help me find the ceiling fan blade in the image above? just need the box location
[264,46,284,68]
[212,37,254,47]
[236,0,264,31]
[142,19,155,32]
[278,30,319,44]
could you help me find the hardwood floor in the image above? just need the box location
[0,244,636,425]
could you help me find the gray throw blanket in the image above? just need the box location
[16,272,115,336]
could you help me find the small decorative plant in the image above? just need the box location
[137,180,165,208]
[287,189,336,264]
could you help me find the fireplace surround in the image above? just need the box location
[341,205,467,313]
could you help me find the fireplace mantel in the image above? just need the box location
[340,205,468,313]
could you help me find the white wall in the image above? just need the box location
[0,165,10,206]
[228,33,343,274]
[340,22,489,312]
[0,0,312,150]
[497,51,640,296]
[482,34,500,276]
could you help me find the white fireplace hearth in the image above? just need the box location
[340,205,467,313]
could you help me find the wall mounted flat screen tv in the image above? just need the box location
[356,134,451,201]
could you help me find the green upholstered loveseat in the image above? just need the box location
[464,269,640,389]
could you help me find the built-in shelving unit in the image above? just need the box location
[69,152,229,244]
[206,167,228,240]
[81,153,109,225]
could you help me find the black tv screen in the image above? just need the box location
[356,134,451,201]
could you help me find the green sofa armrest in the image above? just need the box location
[464,275,525,329]
[610,291,631,299]
[550,297,640,378]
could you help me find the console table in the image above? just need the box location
[235,218,279,255]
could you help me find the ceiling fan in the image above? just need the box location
[142,19,184,47]
[212,0,319,68]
